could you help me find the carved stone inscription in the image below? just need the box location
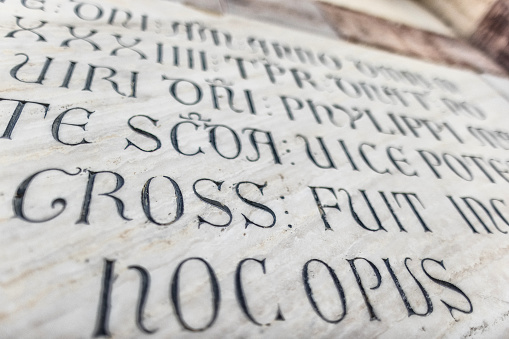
[0,0,509,337]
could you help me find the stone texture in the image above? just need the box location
[482,73,509,101]
[1,0,509,338]
[224,0,338,38]
[166,0,226,14]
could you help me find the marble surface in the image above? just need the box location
[225,0,338,38]
[483,74,509,101]
[0,0,509,337]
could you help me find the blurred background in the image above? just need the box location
[167,0,509,79]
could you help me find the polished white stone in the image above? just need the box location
[0,1,508,338]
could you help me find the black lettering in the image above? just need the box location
[128,265,157,334]
[193,178,232,228]
[0,98,49,140]
[77,170,131,225]
[10,53,52,84]
[417,149,442,178]
[61,26,101,51]
[335,77,362,98]
[262,62,285,84]
[110,34,147,59]
[171,258,220,332]
[347,257,382,321]
[125,115,161,152]
[93,258,115,337]
[490,198,509,226]
[443,153,473,181]
[379,191,406,232]
[235,258,284,326]
[290,68,316,89]
[60,61,78,88]
[392,192,431,232]
[462,155,495,183]
[235,181,276,228]
[52,107,94,146]
[302,259,347,324]
[141,176,184,226]
[280,96,303,121]
[421,258,473,319]
[297,135,335,169]
[243,128,281,164]
[441,98,485,120]
[338,139,359,171]
[489,159,509,182]
[338,188,387,232]
[72,0,104,21]
[460,196,506,233]
[170,119,204,156]
[309,186,340,231]
[359,143,390,174]
[5,16,46,41]
[387,146,417,176]
[384,258,433,317]
[162,76,202,105]
[205,123,242,159]
[13,168,81,223]
[21,0,46,11]
[107,8,133,28]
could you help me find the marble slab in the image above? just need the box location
[0,0,509,337]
